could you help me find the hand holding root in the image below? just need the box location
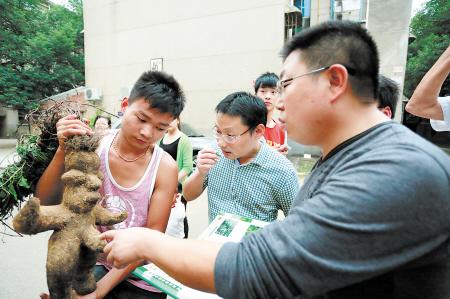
[56,115,93,149]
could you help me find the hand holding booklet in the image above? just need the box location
[132,212,269,299]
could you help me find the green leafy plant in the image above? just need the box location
[0,0,84,111]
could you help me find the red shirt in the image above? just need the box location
[264,122,285,148]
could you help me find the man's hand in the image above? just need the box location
[273,144,289,155]
[196,148,219,176]
[39,293,50,299]
[56,114,93,149]
[101,228,151,269]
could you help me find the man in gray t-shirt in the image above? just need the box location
[101,21,450,299]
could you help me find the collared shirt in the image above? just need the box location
[203,141,299,223]
[430,96,450,131]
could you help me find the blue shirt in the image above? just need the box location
[203,142,299,222]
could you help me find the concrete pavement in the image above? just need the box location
[0,216,51,298]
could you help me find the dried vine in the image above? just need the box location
[0,100,83,222]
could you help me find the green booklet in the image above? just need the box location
[132,212,269,299]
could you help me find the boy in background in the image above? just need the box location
[254,72,289,154]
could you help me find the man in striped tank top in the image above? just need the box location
[36,71,185,299]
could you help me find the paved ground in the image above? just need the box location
[0,216,51,298]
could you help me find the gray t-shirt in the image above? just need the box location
[214,121,450,299]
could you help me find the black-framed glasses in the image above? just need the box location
[213,127,251,143]
[277,66,330,94]
[277,65,357,94]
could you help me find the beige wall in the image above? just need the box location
[367,0,412,121]
[310,0,332,25]
[84,0,285,134]
[84,0,412,133]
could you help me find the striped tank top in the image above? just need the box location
[96,130,163,292]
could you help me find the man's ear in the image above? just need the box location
[121,97,129,112]
[326,64,349,103]
[380,106,392,118]
[254,123,266,137]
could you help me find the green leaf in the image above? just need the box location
[8,182,17,202]
[18,177,30,188]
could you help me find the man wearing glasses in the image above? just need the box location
[182,91,299,223]
[101,21,450,299]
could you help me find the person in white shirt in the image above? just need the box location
[406,45,450,131]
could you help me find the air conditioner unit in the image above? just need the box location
[84,88,102,101]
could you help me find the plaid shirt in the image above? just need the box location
[203,142,300,222]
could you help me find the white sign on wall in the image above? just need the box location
[150,58,163,71]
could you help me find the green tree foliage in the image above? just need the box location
[404,0,450,98]
[0,0,84,110]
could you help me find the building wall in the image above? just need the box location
[310,0,332,24]
[84,0,285,135]
[84,0,412,133]
[366,0,412,121]
[0,108,19,138]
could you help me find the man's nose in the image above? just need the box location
[140,125,153,138]
[276,97,285,111]
[217,137,226,147]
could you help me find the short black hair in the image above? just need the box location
[94,115,111,127]
[378,75,399,119]
[129,71,185,117]
[254,72,279,93]
[215,92,267,132]
[281,21,379,102]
